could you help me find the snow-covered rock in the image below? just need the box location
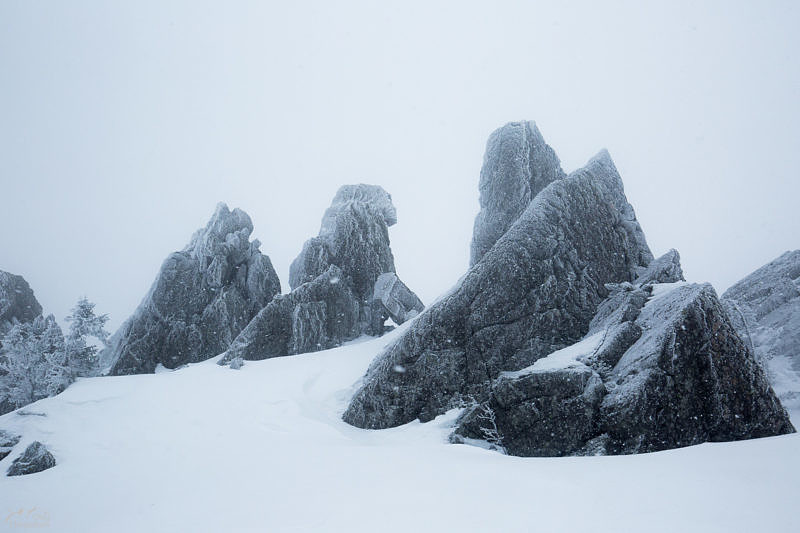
[370,272,424,330]
[222,265,360,361]
[599,283,793,454]
[105,203,281,374]
[344,143,653,430]
[722,250,800,410]
[470,121,566,266]
[6,441,55,476]
[0,270,42,343]
[633,247,684,286]
[0,429,20,460]
[223,185,421,364]
[453,281,794,456]
[289,184,397,303]
[343,122,792,456]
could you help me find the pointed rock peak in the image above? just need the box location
[322,184,397,232]
[207,202,253,237]
[186,203,255,260]
[578,149,619,181]
[290,183,399,296]
[106,202,280,375]
[634,249,685,286]
[471,120,566,266]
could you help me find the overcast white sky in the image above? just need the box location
[1,1,798,331]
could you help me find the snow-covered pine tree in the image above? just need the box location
[0,315,69,408]
[64,297,109,377]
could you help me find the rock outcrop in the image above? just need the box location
[106,203,281,374]
[0,270,42,343]
[470,121,566,266]
[221,185,422,363]
[222,265,359,361]
[289,184,397,302]
[343,121,794,456]
[371,273,424,330]
[6,441,56,476]
[453,281,793,456]
[0,430,20,461]
[344,148,654,429]
[722,250,800,409]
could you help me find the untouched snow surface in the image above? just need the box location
[1,327,799,532]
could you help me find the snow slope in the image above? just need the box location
[1,326,799,533]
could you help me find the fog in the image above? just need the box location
[1,0,798,330]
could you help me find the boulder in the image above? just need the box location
[470,121,566,266]
[599,283,794,454]
[221,265,359,362]
[722,250,800,409]
[371,273,424,330]
[633,248,684,286]
[6,441,56,476]
[343,147,653,430]
[106,203,281,374]
[0,429,20,461]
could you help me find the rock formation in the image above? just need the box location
[106,203,281,374]
[289,184,398,302]
[344,148,654,429]
[221,185,422,363]
[371,273,424,331]
[453,279,792,456]
[343,121,794,456]
[0,270,42,343]
[222,265,359,361]
[723,250,800,410]
[470,121,566,266]
[0,430,20,461]
[6,441,56,476]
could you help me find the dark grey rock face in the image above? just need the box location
[453,283,794,456]
[343,150,654,430]
[223,185,422,364]
[600,283,794,454]
[6,441,56,476]
[633,248,684,286]
[470,121,566,267]
[106,203,281,374]
[289,184,397,302]
[371,273,424,331]
[0,430,20,461]
[343,121,792,456]
[722,250,800,408]
[222,265,360,361]
[456,365,606,457]
[0,271,42,342]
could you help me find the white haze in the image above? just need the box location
[0,1,798,330]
